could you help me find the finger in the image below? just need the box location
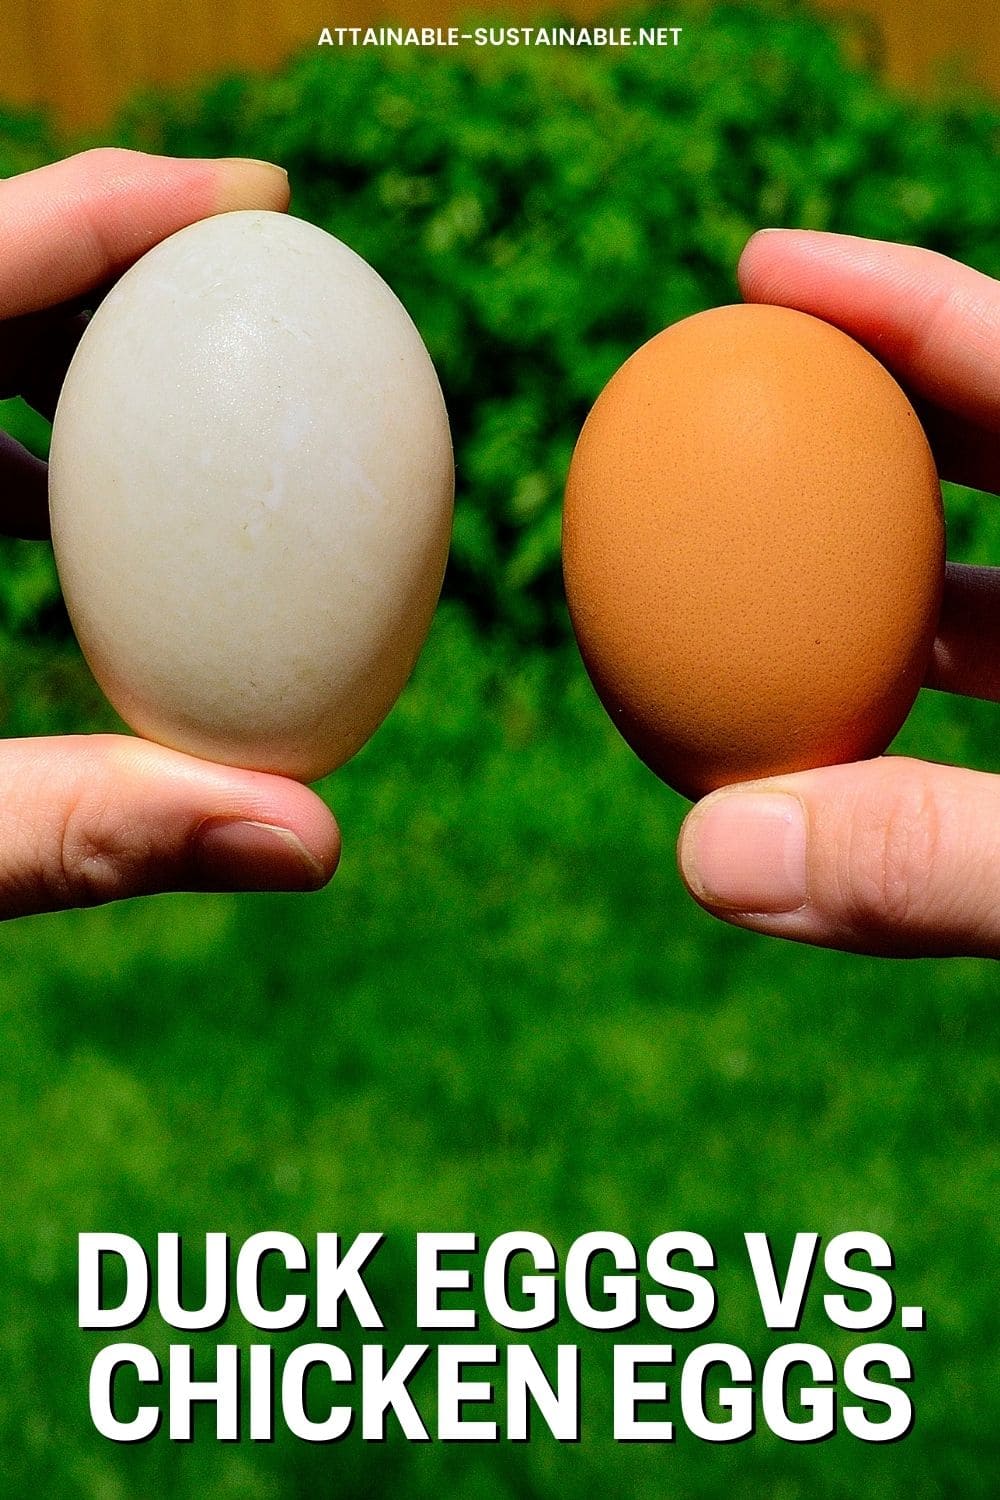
[738,230,1000,480]
[0,430,50,538]
[678,755,1000,958]
[0,306,91,420]
[0,734,340,920]
[0,147,290,320]
[926,562,1000,700]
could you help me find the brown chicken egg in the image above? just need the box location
[562,303,944,799]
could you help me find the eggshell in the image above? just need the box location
[49,210,454,781]
[562,303,944,799]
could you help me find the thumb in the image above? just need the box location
[677,756,1000,958]
[0,734,339,920]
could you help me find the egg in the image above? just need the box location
[48,210,454,781]
[562,303,944,799]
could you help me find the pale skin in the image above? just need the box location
[0,149,341,915]
[3,153,1000,955]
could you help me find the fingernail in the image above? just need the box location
[680,792,808,913]
[192,818,328,892]
[214,158,289,213]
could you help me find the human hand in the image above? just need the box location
[678,229,1000,957]
[0,149,339,918]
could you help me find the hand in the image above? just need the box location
[0,149,340,918]
[678,229,1000,957]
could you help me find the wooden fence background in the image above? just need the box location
[1,0,996,130]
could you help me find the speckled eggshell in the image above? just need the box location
[562,303,944,799]
[49,210,454,781]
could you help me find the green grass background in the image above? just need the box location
[0,3,998,1494]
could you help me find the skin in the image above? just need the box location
[678,229,1000,958]
[0,149,340,916]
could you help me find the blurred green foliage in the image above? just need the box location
[0,4,998,1497]
[0,103,57,176]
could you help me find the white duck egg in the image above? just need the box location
[48,209,454,781]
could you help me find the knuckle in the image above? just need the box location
[839,762,942,932]
[51,745,153,908]
[71,150,144,268]
[75,145,132,174]
[57,817,125,909]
